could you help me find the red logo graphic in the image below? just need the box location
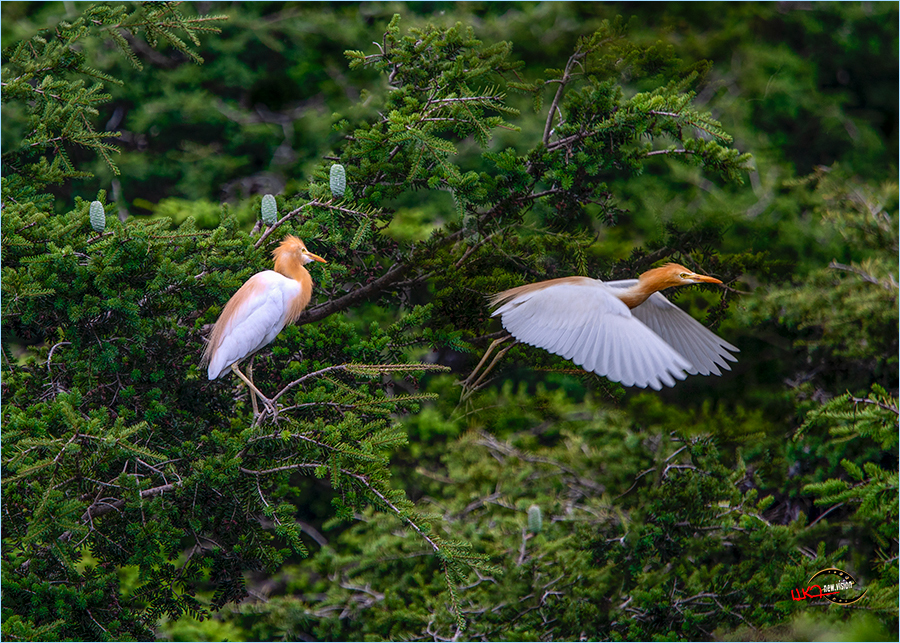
[790,567,867,605]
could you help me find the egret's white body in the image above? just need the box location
[201,235,325,415]
[491,264,738,390]
[205,271,304,380]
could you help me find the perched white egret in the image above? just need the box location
[201,235,326,415]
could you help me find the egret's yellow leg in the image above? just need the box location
[231,363,275,417]
[246,359,259,418]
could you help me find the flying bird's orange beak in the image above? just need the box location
[305,252,327,263]
[692,274,722,284]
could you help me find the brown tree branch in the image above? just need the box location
[80,481,180,522]
[293,227,466,325]
[543,51,585,145]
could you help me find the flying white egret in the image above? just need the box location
[487,263,738,390]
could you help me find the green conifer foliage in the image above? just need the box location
[294,16,752,343]
[1,3,226,190]
[743,169,898,390]
[1,9,753,639]
[173,18,892,641]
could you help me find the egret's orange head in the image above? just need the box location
[273,235,327,266]
[639,263,722,291]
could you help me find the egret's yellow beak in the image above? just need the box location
[690,273,722,285]
[305,252,327,263]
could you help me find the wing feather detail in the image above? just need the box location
[629,292,738,376]
[492,280,693,389]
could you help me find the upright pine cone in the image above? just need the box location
[261,194,278,226]
[89,201,106,232]
[329,164,346,197]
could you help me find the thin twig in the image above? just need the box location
[645,148,696,157]
[543,51,585,144]
[615,468,656,499]
[829,260,896,290]
[46,341,71,372]
[849,396,899,415]
[809,502,845,527]
[272,364,351,401]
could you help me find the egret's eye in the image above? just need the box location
[680,273,689,279]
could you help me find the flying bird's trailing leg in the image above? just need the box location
[458,335,518,402]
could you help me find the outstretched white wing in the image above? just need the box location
[492,279,693,390]
[605,280,739,376]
